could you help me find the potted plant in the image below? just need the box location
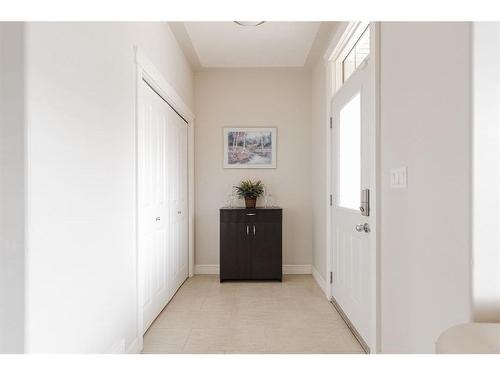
[234,179,264,209]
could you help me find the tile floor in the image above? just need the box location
[142,275,365,354]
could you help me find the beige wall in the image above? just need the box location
[380,22,472,353]
[310,60,328,280]
[24,22,193,353]
[309,23,345,284]
[194,69,312,267]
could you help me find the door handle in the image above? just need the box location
[355,223,370,233]
[246,213,256,216]
[155,217,161,221]
[246,225,249,236]
[253,225,256,236]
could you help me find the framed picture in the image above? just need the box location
[223,127,277,169]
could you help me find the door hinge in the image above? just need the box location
[330,271,333,284]
[330,194,333,206]
[330,117,333,129]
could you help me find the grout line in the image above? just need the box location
[180,327,192,353]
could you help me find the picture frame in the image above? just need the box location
[223,127,277,169]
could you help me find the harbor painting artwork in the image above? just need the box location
[223,128,277,168]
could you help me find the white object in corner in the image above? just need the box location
[390,167,407,188]
[436,323,500,353]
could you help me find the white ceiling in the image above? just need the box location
[177,22,325,69]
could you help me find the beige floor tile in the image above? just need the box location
[225,327,271,353]
[143,274,365,354]
[142,328,191,354]
[164,294,206,312]
[266,327,364,354]
[183,328,232,353]
[304,327,366,353]
[200,295,240,312]
[190,310,234,329]
[150,310,195,330]
[293,311,344,330]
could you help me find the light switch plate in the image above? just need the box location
[390,167,407,189]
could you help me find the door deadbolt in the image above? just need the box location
[360,189,370,217]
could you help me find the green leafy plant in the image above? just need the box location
[233,179,265,199]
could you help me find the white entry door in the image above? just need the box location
[138,79,189,333]
[330,60,374,349]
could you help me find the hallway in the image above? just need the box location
[142,275,364,354]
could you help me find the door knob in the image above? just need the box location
[355,223,370,233]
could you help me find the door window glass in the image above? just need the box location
[338,92,361,209]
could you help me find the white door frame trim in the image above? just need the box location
[133,47,195,352]
[324,22,380,353]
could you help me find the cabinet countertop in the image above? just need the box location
[220,206,282,210]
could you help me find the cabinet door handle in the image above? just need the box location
[253,225,256,236]
[246,213,256,216]
[246,225,249,236]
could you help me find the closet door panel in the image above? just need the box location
[177,119,189,288]
[139,79,189,333]
[167,110,189,298]
[139,82,170,332]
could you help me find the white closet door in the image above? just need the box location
[138,80,188,333]
[167,110,189,297]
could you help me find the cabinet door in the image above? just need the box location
[220,222,251,280]
[250,222,282,280]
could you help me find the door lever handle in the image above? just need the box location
[355,223,370,233]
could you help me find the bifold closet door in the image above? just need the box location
[166,105,189,300]
[138,80,189,333]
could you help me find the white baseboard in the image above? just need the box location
[126,337,142,354]
[282,264,312,274]
[312,266,328,297]
[194,264,312,275]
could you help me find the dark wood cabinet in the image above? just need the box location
[220,207,282,282]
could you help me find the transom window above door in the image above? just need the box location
[342,26,370,83]
[331,22,371,92]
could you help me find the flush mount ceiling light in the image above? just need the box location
[234,21,265,26]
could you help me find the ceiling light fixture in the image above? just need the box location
[234,21,265,27]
